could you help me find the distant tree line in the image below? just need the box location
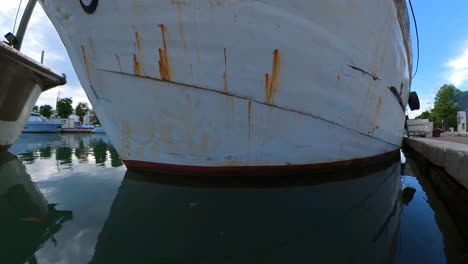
[415,84,468,130]
[57,97,73,119]
[40,105,53,118]
[33,98,100,124]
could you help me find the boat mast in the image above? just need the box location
[14,0,37,51]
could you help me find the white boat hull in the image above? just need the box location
[91,127,106,134]
[0,86,41,151]
[22,122,63,133]
[40,0,411,174]
[0,41,65,152]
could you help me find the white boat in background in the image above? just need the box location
[22,112,63,133]
[39,0,418,175]
[0,1,66,152]
[91,126,106,134]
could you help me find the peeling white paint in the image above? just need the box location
[39,0,411,168]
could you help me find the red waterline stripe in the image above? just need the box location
[123,149,401,177]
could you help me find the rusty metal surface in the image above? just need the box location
[39,0,412,169]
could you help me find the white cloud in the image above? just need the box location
[445,47,468,88]
[36,85,91,109]
[0,1,90,108]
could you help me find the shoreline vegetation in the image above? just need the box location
[33,97,100,125]
[415,84,468,130]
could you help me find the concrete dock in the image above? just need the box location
[404,135,468,188]
[403,134,468,242]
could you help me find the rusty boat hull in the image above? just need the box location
[39,0,412,175]
[0,42,66,152]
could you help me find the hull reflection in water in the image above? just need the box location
[92,163,403,263]
[0,152,73,263]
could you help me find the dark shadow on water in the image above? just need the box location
[91,161,404,263]
[4,133,467,263]
[0,152,73,264]
[400,150,468,264]
[87,153,467,264]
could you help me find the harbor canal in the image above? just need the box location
[1,134,466,263]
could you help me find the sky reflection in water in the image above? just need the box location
[0,133,464,263]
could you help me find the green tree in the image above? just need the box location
[432,84,461,130]
[32,105,39,113]
[57,97,73,118]
[456,91,468,112]
[415,110,432,120]
[75,102,89,124]
[39,104,53,118]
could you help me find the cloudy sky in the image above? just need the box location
[0,0,89,108]
[1,1,468,117]
[410,0,468,117]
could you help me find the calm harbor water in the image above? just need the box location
[0,133,466,263]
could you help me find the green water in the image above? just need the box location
[0,133,465,263]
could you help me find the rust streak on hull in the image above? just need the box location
[189,63,194,80]
[135,31,143,52]
[264,73,270,100]
[196,48,201,64]
[223,48,228,92]
[81,45,91,80]
[115,53,122,71]
[248,101,252,143]
[89,37,96,58]
[98,68,402,148]
[369,96,383,134]
[175,2,186,51]
[133,54,143,76]
[265,49,281,104]
[158,24,172,81]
